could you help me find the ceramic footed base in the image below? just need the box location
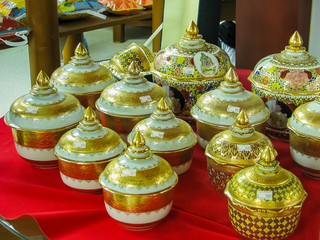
[172,159,192,175]
[60,172,102,193]
[15,143,58,168]
[290,147,320,179]
[105,201,173,230]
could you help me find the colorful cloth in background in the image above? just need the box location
[0,15,30,46]
[130,0,152,9]
[0,0,25,20]
[0,0,107,21]
[99,0,143,15]
[58,0,106,20]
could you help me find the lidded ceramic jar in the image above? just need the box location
[99,132,178,230]
[225,146,307,240]
[191,68,270,149]
[151,21,231,118]
[205,110,275,193]
[51,42,115,113]
[248,31,320,140]
[287,96,320,179]
[4,71,84,168]
[54,107,126,193]
[96,61,170,141]
[127,98,197,175]
[101,42,154,80]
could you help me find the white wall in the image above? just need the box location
[161,0,200,48]
[309,0,320,58]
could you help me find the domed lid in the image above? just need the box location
[99,132,178,194]
[54,107,126,162]
[104,42,154,79]
[151,21,231,82]
[5,70,84,130]
[225,146,307,211]
[127,98,197,151]
[96,61,169,117]
[205,111,275,167]
[249,31,320,98]
[191,68,270,127]
[51,42,114,94]
[287,96,320,139]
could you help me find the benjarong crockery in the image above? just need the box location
[5,71,84,168]
[151,21,231,120]
[128,98,197,175]
[55,107,126,192]
[99,132,178,230]
[191,68,269,149]
[205,110,274,193]
[248,31,320,140]
[225,147,307,240]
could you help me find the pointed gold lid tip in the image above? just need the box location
[74,42,87,57]
[83,106,96,122]
[224,67,239,83]
[236,110,249,126]
[132,131,146,148]
[289,31,303,48]
[128,61,140,75]
[260,146,276,164]
[36,70,50,86]
[157,98,169,111]
[186,21,199,37]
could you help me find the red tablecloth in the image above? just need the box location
[0,69,319,240]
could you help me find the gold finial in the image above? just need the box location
[236,110,249,126]
[157,98,169,111]
[289,31,303,48]
[132,131,146,148]
[74,42,87,57]
[186,21,199,38]
[260,146,277,164]
[83,107,96,122]
[36,70,50,86]
[224,68,238,83]
[128,61,140,75]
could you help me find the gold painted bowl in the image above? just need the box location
[96,61,170,141]
[248,31,320,140]
[51,43,115,116]
[287,96,320,179]
[191,68,270,149]
[54,107,126,193]
[128,98,197,175]
[99,132,178,230]
[151,21,231,119]
[4,71,84,168]
[205,110,275,193]
[101,42,154,80]
[225,146,307,240]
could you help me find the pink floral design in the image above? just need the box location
[174,67,181,77]
[285,70,309,89]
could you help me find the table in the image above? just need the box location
[59,9,152,64]
[0,69,319,239]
